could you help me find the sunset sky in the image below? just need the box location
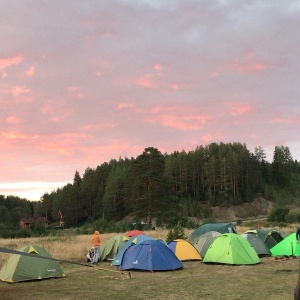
[1,1,300,201]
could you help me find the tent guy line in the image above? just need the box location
[0,246,93,268]
[0,246,131,278]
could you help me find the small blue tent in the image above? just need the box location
[112,234,155,266]
[118,240,183,272]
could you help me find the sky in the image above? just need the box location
[1,0,300,201]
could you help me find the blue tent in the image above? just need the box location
[118,240,183,272]
[111,234,155,266]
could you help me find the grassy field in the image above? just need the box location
[0,226,299,300]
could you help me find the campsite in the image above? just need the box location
[0,226,299,300]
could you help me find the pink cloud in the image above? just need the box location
[116,102,135,110]
[0,54,24,71]
[202,134,213,142]
[11,85,31,97]
[225,102,253,116]
[136,74,153,88]
[231,52,273,74]
[148,105,212,130]
[154,63,164,71]
[51,112,72,123]
[269,117,294,124]
[41,104,53,114]
[67,85,84,98]
[26,66,35,77]
[211,71,219,77]
[6,116,21,125]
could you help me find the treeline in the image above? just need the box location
[1,142,300,232]
[34,142,300,227]
[0,196,36,237]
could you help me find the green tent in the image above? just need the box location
[99,234,129,261]
[189,223,237,244]
[0,245,65,283]
[203,233,260,265]
[270,233,300,257]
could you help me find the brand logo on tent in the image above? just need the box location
[47,269,57,272]
[132,260,138,264]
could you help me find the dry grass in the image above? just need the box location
[0,226,299,300]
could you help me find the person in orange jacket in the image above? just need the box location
[91,230,101,264]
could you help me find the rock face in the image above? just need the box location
[211,197,273,222]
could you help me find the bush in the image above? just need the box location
[166,222,186,244]
[268,206,290,222]
[14,228,32,238]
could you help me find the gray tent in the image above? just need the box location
[240,233,271,257]
[191,231,221,257]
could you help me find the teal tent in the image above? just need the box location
[0,245,65,283]
[203,233,260,265]
[189,223,237,244]
[270,233,300,257]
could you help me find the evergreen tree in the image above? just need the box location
[166,222,186,243]
[132,147,179,226]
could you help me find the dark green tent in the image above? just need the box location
[0,245,65,283]
[189,223,237,244]
[240,233,271,257]
[245,228,285,249]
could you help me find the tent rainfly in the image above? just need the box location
[191,231,221,257]
[112,234,155,266]
[270,233,300,257]
[99,234,129,261]
[0,245,65,283]
[245,228,285,249]
[189,223,237,244]
[118,240,183,272]
[240,233,271,257]
[203,233,260,265]
[168,239,202,261]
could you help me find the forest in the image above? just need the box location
[1,142,300,236]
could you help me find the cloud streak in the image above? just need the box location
[0,0,300,200]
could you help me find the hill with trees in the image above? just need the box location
[1,142,300,237]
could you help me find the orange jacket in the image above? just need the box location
[91,231,101,246]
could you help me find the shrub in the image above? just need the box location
[268,207,290,222]
[14,228,32,238]
[166,222,186,244]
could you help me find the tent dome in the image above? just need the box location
[0,245,65,283]
[119,240,183,271]
[203,233,260,265]
[168,239,201,261]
